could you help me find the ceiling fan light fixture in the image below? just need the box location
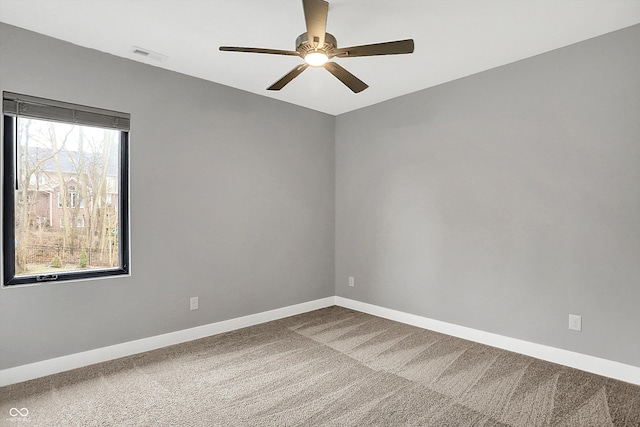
[304,51,329,67]
[219,0,414,92]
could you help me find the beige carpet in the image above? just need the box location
[1,306,640,426]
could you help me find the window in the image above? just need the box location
[2,92,130,286]
[57,186,79,208]
[58,217,84,228]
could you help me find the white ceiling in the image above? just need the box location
[1,0,640,115]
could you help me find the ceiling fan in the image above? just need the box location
[219,0,414,93]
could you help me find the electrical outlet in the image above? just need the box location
[190,297,199,311]
[568,314,581,331]
[349,276,355,287]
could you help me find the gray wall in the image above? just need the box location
[0,23,335,369]
[335,24,640,367]
[2,19,639,372]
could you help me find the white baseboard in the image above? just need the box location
[335,297,640,386]
[3,296,639,387]
[0,296,335,387]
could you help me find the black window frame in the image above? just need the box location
[2,92,130,286]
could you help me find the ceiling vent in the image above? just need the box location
[130,46,168,62]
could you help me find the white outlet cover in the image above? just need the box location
[349,277,355,287]
[569,314,582,331]
[190,297,199,311]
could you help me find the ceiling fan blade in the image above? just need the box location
[219,46,300,56]
[302,0,328,47]
[323,62,368,93]
[267,64,309,91]
[333,39,415,58]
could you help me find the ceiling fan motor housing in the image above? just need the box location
[296,32,337,58]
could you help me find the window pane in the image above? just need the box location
[14,117,122,277]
